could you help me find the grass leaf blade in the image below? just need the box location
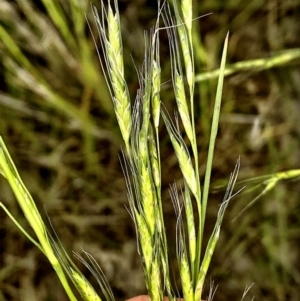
[201,33,229,234]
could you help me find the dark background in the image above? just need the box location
[1,0,300,300]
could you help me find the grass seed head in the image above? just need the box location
[151,60,161,128]
[70,268,102,301]
[107,4,123,75]
[135,212,153,272]
[148,126,161,188]
[149,257,163,301]
[176,24,194,90]
[140,164,156,235]
[183,186,196,263]
[180,252,193,301]
[174,71,193,142]
[181,0,192,34]
[96,2,132,146]
[170,135,197,197]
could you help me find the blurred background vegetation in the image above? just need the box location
[1,0,300,300]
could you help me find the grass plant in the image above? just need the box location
[1,1,300,301]
[0,0,233,300]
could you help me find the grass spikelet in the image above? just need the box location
[70,268,102,301]
[150,256,163,301]
[107,4,124,76]
[74,251,115,301]
[171,1,194,92]
[163,16,194,143]
[48,226,115,301]
[174,71,194,142]
[134,211,153,274]
[92,2,131,148]
[151,59,161,129]
[170,183,193,301]
[162,112,198,198]
[148,125,161,189]
[179,252,193,301]
[181,0,192,36]
[183,183,196,268]
[140,163,156,235]
[176,24,194,91]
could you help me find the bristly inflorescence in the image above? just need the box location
[0,0,231,300]
[92,0,231,301]
[1,1,299,301]
[0,0,230,301]
[91,0,132,149]
[90,3,232,301]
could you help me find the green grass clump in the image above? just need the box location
[1,1,300,301]
[92,1,234,300]
[0,0,232,300]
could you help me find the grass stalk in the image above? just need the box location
[0,137,78,301]
[195,48,300,83]
[0,1,266,301]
